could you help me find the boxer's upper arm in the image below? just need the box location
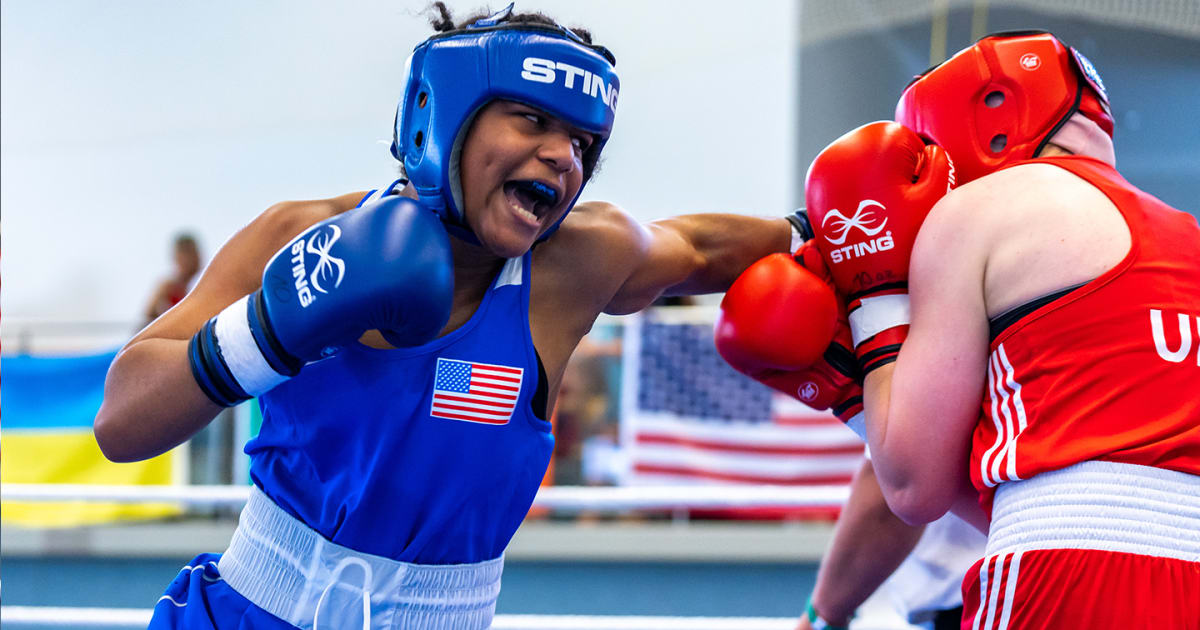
[135,192,367,344]
[603,217,701,315]
[596,209,792,315]
[871,184,995,522]
[549,201,661,316]
[100,192,367,462]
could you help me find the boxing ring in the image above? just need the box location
[2,593,815,626]
[0,483,849,511]
[0,606,796,629]
[0,483,874,629]
[0,305,888,628]
[1,308,883,628]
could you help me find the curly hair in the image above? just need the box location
[426,2,594,44]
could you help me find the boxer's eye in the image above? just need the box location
[572,134,593,152]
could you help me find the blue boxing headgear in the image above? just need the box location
[391,4,619,243]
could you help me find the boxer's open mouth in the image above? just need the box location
[504,180,560,221]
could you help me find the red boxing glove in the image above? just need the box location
[716,244,865,437]
[805,121,955,373]
[748,320,865,436]
[714,252,839,371]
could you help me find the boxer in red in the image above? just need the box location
[800,31,1200,629]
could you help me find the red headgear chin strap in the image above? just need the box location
[895,31,1114,185]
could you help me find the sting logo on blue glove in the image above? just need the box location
[290,226,346,307]
[189,196,454,408]
[306,226,346,295]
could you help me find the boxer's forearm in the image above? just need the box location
[95,337,223,462]
[650,214,793,296]
[864,361,971,525]
[808,458,925,624]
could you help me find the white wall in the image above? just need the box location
[1,0,798,323]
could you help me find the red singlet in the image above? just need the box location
[961,157,1200,630]
[972,156,1200,510]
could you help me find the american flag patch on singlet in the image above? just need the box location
[430,358,523,425]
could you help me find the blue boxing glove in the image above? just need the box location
[189,195,454,407]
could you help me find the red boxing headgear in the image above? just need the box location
[895,31,1114,185]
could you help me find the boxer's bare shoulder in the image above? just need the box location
[250,191,369,247]
[926,163,1131,317]
[179,191,371,312]
[533,200,653,314]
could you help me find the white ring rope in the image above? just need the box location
[493,616,795,629]
[1,485,843,629]
[0,607,797,629]
[0,484,849,510]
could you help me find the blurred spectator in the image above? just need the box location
[143,233,202,327]
[553,331,620,487]
[554,297,696,488]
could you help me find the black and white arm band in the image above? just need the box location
[188,294,298,407]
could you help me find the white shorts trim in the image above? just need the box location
[218,486,503,629]
[987,461,1200,562]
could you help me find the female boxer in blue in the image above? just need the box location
[95,4,797,628]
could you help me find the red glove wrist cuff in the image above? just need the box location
[848,291,910,374]
[854,326,908,374]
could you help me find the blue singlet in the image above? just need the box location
[149,186,553,628]
[246,192,553,565]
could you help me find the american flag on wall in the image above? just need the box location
[619,310,864,516]
[431,358,524,425]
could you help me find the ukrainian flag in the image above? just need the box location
[2,350,181,527]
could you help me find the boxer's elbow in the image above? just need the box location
[887,490,949,526]
[94,405,141,463]
[876,468,954,526]
[93,391,177,463]
[94,355,152,462]
[95,396,197,463]
[93,340,211,463]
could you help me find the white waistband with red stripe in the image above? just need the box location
[987,460,1200,562]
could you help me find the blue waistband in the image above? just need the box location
[217,486,504,629]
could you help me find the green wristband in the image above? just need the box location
[805,597,851,630]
